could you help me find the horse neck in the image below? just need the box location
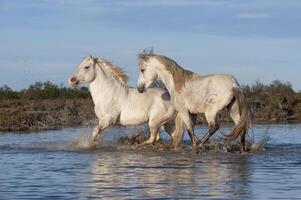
[89,67,128,104]
[156,66,176,97]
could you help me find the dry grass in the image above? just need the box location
[0,99,95,131]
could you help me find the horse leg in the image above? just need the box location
[164,121,175,139]
[155,132,161,142]
[163,120,176,145]
[229,101,246,152]
[180,111,199,153]
[92,118,112,142]
[138,116,160,147]
[138,124,160,147]
[164,115,185,149]
[240,130,246,152]
[92,124,101,141]
[171,115,186,149]
[199,111,219,147]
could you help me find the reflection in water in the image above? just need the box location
[86,150,252,199]
[1,124,301,199]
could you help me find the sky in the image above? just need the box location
[0,0,300,91]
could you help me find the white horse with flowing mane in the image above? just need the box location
[69,55,184,147]
[137,53,252,152]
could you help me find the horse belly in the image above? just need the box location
[119,106,149,126]
[181,92,207,114]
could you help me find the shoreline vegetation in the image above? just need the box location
[1,80,301,132]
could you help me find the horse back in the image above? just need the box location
[183,74,239,113]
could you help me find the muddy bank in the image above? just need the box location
[1,80,301,132]
[0,99,95,132]
[1,98,300,132]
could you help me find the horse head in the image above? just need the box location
[69,55,98,87]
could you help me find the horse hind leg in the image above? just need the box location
[228,101,246,152]
[199,111,219,147]
[163,121,175,140]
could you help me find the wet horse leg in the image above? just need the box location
[240,129,246,152]
[92,118,112,142]
[137,124,160,147]
[229,101,247,152]
[180,111,199,153]
[199,111,219,147]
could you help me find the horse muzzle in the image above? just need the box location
[137,85,146,93]
[69,76,80,87]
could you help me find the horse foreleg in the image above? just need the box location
[138,124,159,147]
[92,125,101,142]
[91,118,112,142]
[137,139,154,147]
[167,115,186,149]
[180,111,199,153]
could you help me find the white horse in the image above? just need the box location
[69,55,184,147]
[137,53,252,152]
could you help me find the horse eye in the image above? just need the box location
[141,69,145,73]
[84,66,90,69]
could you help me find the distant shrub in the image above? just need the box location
[0,80,300,121]
[0,85,20,99]
[242,80,300,121]
[0,81,90,100]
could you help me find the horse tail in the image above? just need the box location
[163,114,185,148]
[225,87,252,140]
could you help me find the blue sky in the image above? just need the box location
[0,0,300,91]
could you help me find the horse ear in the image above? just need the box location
[93,57,98,63]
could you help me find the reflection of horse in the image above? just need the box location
[69,55,184,146]
[86,151,251,199]
[137,53,252,152]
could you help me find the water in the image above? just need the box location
[1,124,301,199]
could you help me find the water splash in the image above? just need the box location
[0,125,271,153]
[249,128,270,152]
[66,134,100,151]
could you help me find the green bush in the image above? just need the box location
[0,81,90,100]
[243,80,300,120]
[0,80,300,121]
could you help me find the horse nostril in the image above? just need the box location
[70,77,76,82]
[137,86,145,93]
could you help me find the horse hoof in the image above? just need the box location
[137,142,150,148]
[198,142,207,151]
[192,146,200,154]
[172,146,182,151]
[240,150,248,154]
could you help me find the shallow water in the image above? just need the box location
[1,124,301,199]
